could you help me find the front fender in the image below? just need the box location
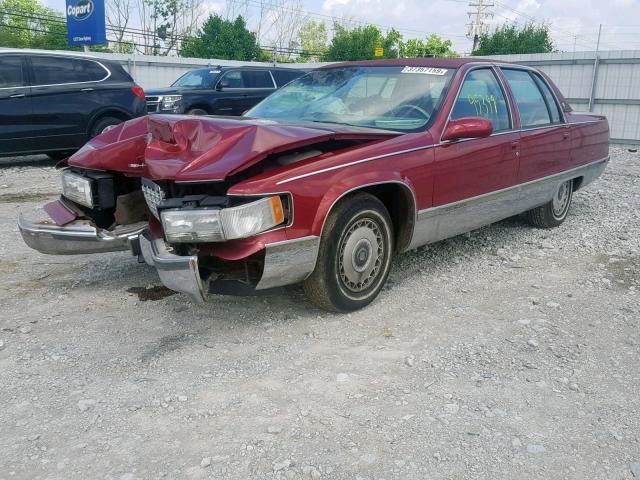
[309,174,418,238]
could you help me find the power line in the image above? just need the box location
[466,0,493,52]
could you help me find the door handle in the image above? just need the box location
[511,141,519,149]
[563,131,570,139]
[80,87,94,92]
[9,93,25,98]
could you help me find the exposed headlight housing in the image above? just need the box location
[61,170,94,207]
[161,196,285,243]
[161,95,182,111]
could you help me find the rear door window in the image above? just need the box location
[242,70,275,89]
[501,69,553,127]
[30,56,107,86]
[0,56,25,88]
[271,70,303,87]
[451,68,511,132]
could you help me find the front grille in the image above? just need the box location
[142,179,166,218]
[145,96,161,113]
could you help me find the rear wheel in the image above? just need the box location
[525,179,574,228]
[303,193,393,312]
[187,108,208,116]
[90,116,122,138]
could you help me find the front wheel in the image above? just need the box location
[525,179,574,228]
[303,193,394,312]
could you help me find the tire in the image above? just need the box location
[90,116,123,138]
[186,108,208,116]
[525,179,574,228]
[303,193,394,312]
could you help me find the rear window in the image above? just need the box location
[271,69,304,87]
[0,56,25,88]
[30,56,107,85]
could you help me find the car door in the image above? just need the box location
[500,68,569,183]
[432,67,519,207]
[212,70,248,115]
[28,55,107,150]
[240,70,276,111]
[0,55,33,155]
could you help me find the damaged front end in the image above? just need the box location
[17,115,393,302]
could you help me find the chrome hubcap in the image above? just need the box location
[339,218,384,292]
[552,181,571,217]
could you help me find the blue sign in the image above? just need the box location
[66,0,107,46]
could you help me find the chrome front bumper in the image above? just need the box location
[18,214,320,303]
[17,215,145,255]
[138,231,208,303]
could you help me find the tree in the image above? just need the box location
[136,0,202,55]
[180,15,263,60]
[324,24,402,61]
[400,34,457,58]
[0,0,76,50]
[296,21,328,61]
[472,23,554,56]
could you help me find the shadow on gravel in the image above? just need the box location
[0,155,54,168]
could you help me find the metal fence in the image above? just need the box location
[480,51,640,145]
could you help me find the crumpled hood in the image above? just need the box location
[68,115,397,182]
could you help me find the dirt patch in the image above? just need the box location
[597,254,640,290]
[126,285,177,301]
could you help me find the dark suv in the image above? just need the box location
[145,66,307,116]
[0,50,146,158]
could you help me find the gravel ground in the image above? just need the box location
[0,147,638,480]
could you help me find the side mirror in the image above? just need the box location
[216,83,226,92]
[442,116,493,142]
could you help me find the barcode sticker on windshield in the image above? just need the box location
[401,66,448,75]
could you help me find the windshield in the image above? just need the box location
[172,69,221,88]
[246,66,456,132]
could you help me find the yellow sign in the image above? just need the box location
[374,47,384,57]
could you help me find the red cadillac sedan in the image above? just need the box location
[19,58,610,311]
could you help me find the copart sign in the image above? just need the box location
[65,0,106,46]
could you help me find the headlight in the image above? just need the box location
[61,170,93,207]
[161,95,182,111]
[161,196,285,243]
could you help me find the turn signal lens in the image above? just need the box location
[220,196,285,240]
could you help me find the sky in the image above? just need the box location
[45,0,640,54]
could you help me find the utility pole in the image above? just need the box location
[467,0,494,52]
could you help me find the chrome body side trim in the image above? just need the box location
[17,215,145,255]
[407,157,609,250]
[276,144,437,185]
[139,231,208,303]
[256,235,321,290]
